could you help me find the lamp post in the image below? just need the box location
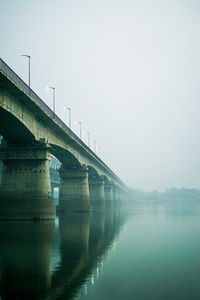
[102,151,105,161]
[93,139,96,153]
[49,87,55,115]
[65,106,71,129]
[98,146,101,158]
[21,54,31,87]
[78,121,82,139]
[86,132,90,147]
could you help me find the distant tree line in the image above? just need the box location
[126,187,200,202]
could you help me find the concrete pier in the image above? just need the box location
[112,185,117,202]
[89,176,105,208]
[0,144,55,220]
[118,189,124,204]
[104,181,113,208]
[113,185,119,205]
[59,165,90,212]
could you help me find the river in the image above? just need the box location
[0,200,200,299]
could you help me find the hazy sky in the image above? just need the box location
[1,0,200,191]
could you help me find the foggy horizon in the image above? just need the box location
[1,0,200,192]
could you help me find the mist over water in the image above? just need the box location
[0,199,200,300]
[0,1,200,299]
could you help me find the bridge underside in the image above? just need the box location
[0,107,35,142]
[0,142,124,220]
[0,63,126,220]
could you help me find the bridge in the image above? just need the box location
[0,58,126,220]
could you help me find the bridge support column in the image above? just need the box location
[113,185,119,206]
[115,188,124,206]
[0,144,54,220]
[89,176,105,208]
[104,181,113,208]
[120,189,124,202]
[59,165,90,212]
[117,189,123,205]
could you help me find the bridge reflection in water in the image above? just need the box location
[0,208,126,300]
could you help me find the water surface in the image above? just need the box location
[0,201,200,299]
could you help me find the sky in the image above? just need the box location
[1,0,200,191]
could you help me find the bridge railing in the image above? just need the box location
[0,58,124,186]
[0,59,55,119]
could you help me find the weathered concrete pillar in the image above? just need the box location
[120,189,124,203]
[117,189,123,205]
[113,186,123,206]
[104,181,113,208]
[112,185,118,205]
[0,144,55,220]
[89,176,105,208]
[59,165,90,212]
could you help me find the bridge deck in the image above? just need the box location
[0,58,125,188]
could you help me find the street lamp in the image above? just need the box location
[86,132,90,147]
[102,151,105,161]
[98,146,101,158]
[49,87,55,114]
[21,54,31,87]
[78,121,82,139]
[64,106,71,129]
[93,139,96,153]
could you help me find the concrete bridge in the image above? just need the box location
[0,58,126,220]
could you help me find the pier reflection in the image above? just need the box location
[0,221,55,300]
[49,209,126,299]
[0,208,126,300]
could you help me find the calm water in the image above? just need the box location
[0,201,200,299]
